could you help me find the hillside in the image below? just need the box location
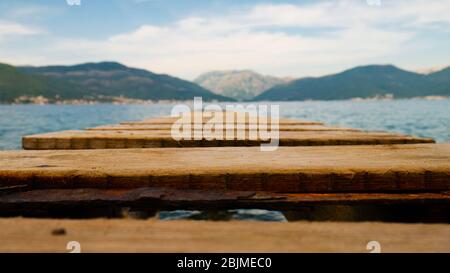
[195,70,291,100]
[17,62,230,102]
[0,63,87,103]
[256,65,450,101]
[427,67,450,94]
[3,62,449,103]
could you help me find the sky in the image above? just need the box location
[0,0,449,80]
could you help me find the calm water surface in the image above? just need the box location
[1,99,449,221]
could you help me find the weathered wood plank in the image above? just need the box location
[0,218,448,252]
[121,117,324,125]
[88,124,359,132]
[21,112,434,149]
[2,144,450,192]
[22,130,434,150]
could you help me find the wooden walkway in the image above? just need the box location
[2,143,449,219]
[1,111,448,252]
[1,144,449,192]
[22,114,433,149]
[121,116,324,125]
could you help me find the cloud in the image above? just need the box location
[2,0,450,79]
[0,20,42,39]
[244,0,450,29]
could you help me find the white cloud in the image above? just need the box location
[2,0,450,79]
[0,20,42,39]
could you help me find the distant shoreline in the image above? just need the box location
[1,95,449,105]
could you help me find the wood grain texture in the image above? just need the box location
[21,113,434,149]
[0,218,448,252]
[88,124,359,132]
[121,117,324,125]
[22,130,434,150]
[2,144,449,192]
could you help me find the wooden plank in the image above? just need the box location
[0,218,448,252]
[21,113,435,149]
[1,144,449,192]
[122,117,324,125]
[22,130,434,150]
[88,124,360,132]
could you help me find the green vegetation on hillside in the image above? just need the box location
[0,63,87,102]
[0,62,231,103]
[2,62,449,103]
[256,65,450,101]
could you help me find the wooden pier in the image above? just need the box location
[1,111,449,252]
[22,114,433,149]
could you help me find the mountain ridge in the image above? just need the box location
[2,62,449,103]
[15,61,230,102]
[195,70,291,100]
[0,63,89,103]
[255,64,450,101]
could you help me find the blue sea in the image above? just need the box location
[1,98,449,221]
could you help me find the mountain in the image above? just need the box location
[256,65,450,101]
[7,62,231,102]
[426,67,450,95]
[3,62,449,103]
[195,70,291,100]
[0,63,87,102]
